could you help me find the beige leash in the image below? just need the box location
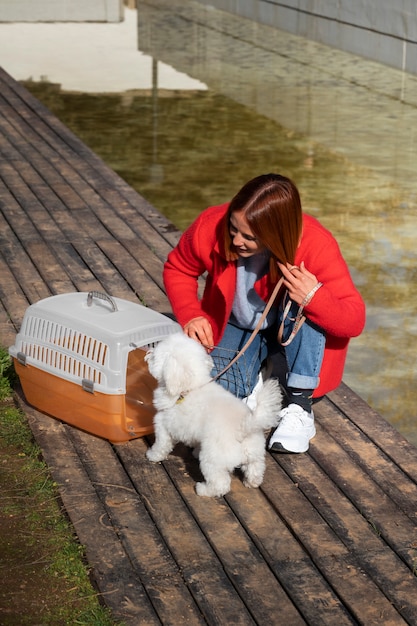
[212,274,323,380]
[212,276,284,381]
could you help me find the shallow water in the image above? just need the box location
[1,1,417,445]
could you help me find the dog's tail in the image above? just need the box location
[245,378,282,433]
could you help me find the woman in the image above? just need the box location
[164,174,366,453]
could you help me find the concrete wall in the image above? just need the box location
[195,0,417,75]
[0,0,123,22]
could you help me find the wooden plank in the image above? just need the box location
[14,161,115,243]
[261,454,409,625]
[117,438,258,625]
[96,238,171,311]
[0,74,174,315]
[0,70,178,259]
[0,160,76,294]
[0,177,103,316]
[315,396,417,519]
[0,253,31,332]
[67,428,206,625]
[0,298,17,348]
[0,129,162,306]
[162,444,354,626]
[274,444,417,624]
[163,444,307,625]
[0,213,51,304]
[23,241,76,295]
[15,392,161,626]
[0,165,49,243]
[0,104,113,243]
[329,383,417,482]
[123,237,168,294]
[68,239,140,302]
[117,183,182,249]
[307,424,417,573]
[225,477,359,626]
[48,242,104,294]
[2,166,73,299]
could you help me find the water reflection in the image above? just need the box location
[1,1,417,445]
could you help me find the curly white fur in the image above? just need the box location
[145,333,282,497]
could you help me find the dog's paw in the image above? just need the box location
[196,482,214,497]
[243,478,262,489]
[196,481,229,498]
[243,468,264,489]
[146,448,166,463]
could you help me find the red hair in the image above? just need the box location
[224,174,303,281]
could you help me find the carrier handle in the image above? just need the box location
[87,291,118,312]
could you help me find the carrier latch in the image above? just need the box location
[82,379,94,394]
[17,352,27,366]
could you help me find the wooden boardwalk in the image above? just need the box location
[1,66,417,625]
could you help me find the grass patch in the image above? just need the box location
[0,346,120,625]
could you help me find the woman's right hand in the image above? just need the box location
[183,317,214,350]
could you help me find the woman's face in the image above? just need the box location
[229,211,265,258]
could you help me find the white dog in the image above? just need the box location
[145,333,282,497]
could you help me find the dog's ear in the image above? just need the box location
[163,353,194,398]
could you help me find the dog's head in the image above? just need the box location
[145,332,214,398]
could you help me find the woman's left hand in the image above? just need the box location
[278,261,319,306]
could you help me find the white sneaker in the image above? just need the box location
[268,404,316,453]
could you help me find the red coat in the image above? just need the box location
[164,203,366,397]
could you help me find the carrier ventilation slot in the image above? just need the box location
[24,316,108,365]
[21,342,103,385]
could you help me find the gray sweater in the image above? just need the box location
[230,252,277,330]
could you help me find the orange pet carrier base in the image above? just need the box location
[9,291,180,443]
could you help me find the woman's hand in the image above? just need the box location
[278,261,319,306]
[183,316,214,349]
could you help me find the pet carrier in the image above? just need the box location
[9,291,180,442]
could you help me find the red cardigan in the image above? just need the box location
[164,203,366,397]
